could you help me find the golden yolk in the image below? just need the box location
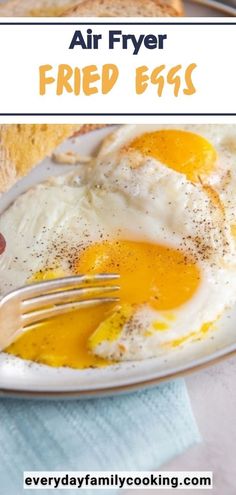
[7,240,201,369]
[30,268,65,282]
[88,303,134,351]
[168,320,216,348]
[76,240,201,311]
[129,130,217,182]
[7,303,114,369]
[202,184,224,211]
[153,321,169,331]
[231,225,236,238]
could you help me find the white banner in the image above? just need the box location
[0,18,235,122]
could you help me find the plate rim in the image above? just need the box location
[1,344,236,399]
[186,0,236,16]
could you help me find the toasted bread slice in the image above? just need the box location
[0,0,81,16]
[0,0,183,16]
[0,124,103,193]
[63,0,183,17]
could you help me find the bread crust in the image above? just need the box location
[0,124,103,194]
[63,0,183,16]
[0,0,183,16]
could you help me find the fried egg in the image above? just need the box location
[1,125,236,367]
[99,124,236,228]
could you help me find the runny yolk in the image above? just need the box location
[231,225,236,238]
[76,240,201,311]
[7,303,114,369]
[129,130,217,182]
[7,240,201,369]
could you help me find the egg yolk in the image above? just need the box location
[231,225,236,237]
[7,240,201,369]
[7,303,114,369]
[129,130,217,182]
[76,240,201,311]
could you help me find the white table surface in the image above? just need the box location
[126,355,236,495]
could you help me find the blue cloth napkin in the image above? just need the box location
[0,380,200,495]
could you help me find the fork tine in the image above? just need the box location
[21,297,119,326]
[9,274,120,301]
[21,285,120,312]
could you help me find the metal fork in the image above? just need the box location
[0,274,120,352]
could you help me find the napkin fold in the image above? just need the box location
[0,380,200,495]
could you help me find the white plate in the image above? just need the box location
[184,0,236,16]
[1,126,236,399]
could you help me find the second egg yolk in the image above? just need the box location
[129,129,217,182]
